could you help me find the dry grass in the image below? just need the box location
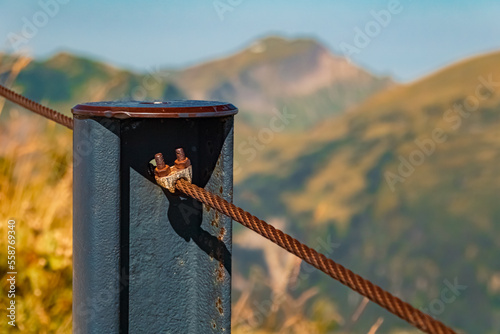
[0,56,72,333]
[232,219,342,334]
[0,111,73,333]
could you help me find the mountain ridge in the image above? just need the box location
[175,36,392,127]
[1,36,392,130]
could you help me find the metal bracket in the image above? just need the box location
[153,148,192,193]
[155,165,192,193]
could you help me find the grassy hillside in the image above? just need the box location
[1,45,500,333]
[0,52,185,119]
[234,51,500,333]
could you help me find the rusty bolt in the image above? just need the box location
[174,148,191,170]
[154,153,171,177]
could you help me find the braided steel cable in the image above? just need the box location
[0,84,74,129]
[0,81,458,333]
[175,178,458,334]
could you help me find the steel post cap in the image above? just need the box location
[72,100,238,118]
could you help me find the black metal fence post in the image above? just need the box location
[72,101,237,333]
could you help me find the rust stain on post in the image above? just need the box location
[218,227,226,241]
[216,262,225,282]
[216,297,224,315]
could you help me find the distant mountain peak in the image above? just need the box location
[241,35,328,59]
[46,51,85,65]
[43,51,122,76]
[176,35,391,118]
[50,51,74,60]
[249,35,324,49]
[248,39,270,54]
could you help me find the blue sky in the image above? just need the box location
[1,0,500,81]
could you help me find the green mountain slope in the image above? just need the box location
[0,52,185,116]
[234,51,500,333]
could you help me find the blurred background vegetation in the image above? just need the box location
[1,35,500,333]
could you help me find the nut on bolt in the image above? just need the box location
[154,153,171,177]
[175,148,191,170]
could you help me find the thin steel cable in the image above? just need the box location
[0,84,73,129]
[175,178,458,334]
